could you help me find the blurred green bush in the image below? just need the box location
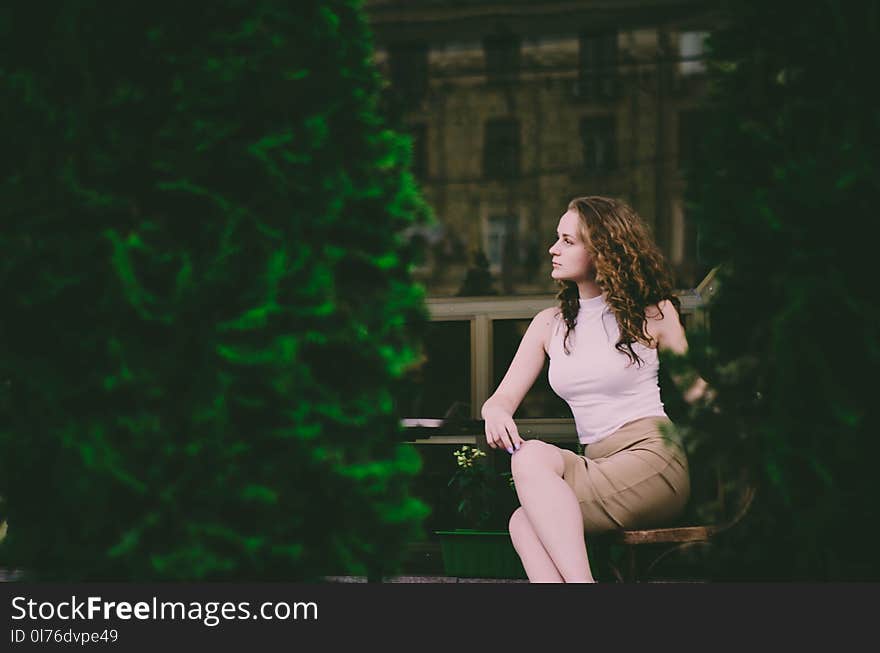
[0,0,432,580]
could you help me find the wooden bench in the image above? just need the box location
[594,481,756,582]
[389,481,755,582]
[400,419,756,582]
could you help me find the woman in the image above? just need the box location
[481,196,710,583]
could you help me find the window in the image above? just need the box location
[410,123,427,180]
[580,115,617,174]
[387,42,429,108]
[483,118,520,179]
[678,109,707,174]
[493,320,571,419]
[483,33,520,83]
[485,215,518,271]
[679,31,709,76]
[578,31,617,101]
[396,321,471,420]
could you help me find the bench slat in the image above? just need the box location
[615,525,715,545]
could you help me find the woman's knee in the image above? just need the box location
[508,506,529,539]
[511,439,563,481]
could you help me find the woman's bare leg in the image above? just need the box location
[508,507,564,582]
[511,440,595,582]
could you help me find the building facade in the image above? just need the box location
[365,0,720,297]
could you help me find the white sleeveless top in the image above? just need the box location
[547,293,668,445]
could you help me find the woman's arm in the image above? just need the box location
[481,307,555,452]
[649,300,714,405]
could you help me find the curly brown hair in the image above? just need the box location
[556,196,682,366]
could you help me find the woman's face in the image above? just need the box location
[549,209,594,283]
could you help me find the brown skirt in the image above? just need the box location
[559,415,690,534]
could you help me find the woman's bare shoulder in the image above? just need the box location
[531,306,560,353]
[645,299,680,321]
[644,299,684,348]
[533,305,561,328]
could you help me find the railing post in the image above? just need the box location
[471,314,492,421]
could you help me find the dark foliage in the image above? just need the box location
[0,1,432,580]
[674,0,880,579]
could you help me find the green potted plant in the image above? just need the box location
[435,446,526,579]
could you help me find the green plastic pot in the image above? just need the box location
[435,529,527,579]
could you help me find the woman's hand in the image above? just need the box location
[482,404,524,454]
